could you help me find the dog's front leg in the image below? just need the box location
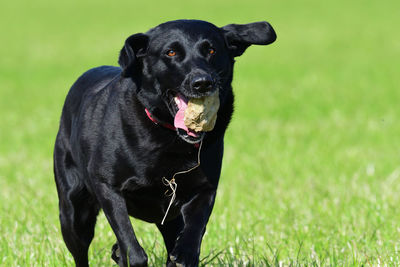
[170,186,216,267]
[95,182,148,267]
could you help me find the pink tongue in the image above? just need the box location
[174,94,199,137]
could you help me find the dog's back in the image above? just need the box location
[60,66,120,125]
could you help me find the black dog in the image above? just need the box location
[54,19,276,267]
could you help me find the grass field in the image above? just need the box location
[1,0,399,266]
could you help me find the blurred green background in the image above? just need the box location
[1,0,399,266]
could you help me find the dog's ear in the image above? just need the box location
[119,33,149,77]
[221,21,276,57]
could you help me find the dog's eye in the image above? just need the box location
[167,50,176,57]
[208,48,216,55]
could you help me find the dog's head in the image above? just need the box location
[119,20,276,143]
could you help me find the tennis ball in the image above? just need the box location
[184,90,220,132]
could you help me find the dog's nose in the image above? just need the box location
[191,75,213,92]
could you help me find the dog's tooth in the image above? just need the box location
[174,97,180,105]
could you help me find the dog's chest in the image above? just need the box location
[119,150,205,223]
[122,184,182,223]
[121,174,202,223]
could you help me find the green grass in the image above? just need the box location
[1,0,400,266]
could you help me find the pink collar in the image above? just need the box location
[145,108,176,131]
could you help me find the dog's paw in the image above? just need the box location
[169,250,199,267]
[169,255,184,267]
[111,243,120,263]
[111,242,148,267]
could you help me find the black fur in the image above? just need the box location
[54,19,276,267]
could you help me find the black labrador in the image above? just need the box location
[54,19,276,267]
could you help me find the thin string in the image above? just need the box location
[161,140,203,225]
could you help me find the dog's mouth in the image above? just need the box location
[170,93,204,144]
